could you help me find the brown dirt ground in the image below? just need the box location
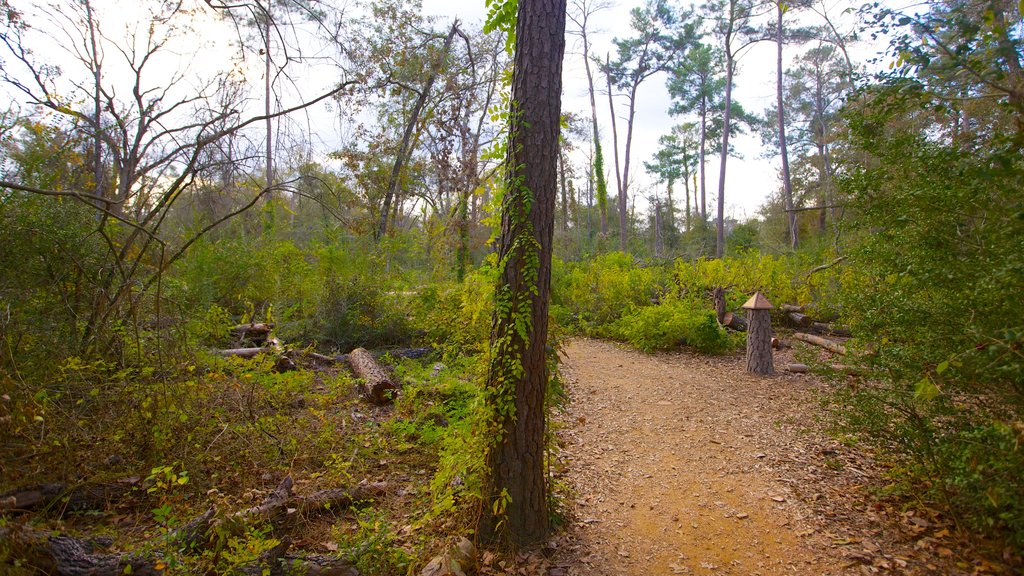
[543,338,1009,576]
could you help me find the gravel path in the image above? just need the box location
[552,338,854,576]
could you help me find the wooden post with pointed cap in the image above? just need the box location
[743,292,775,375]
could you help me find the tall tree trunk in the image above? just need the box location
[84,0,104,206]
[619,81,641,252]
[378,21,459,239]
[559,149,569,231]
[699,99,707,219]
[480,0,566,547]
[264,4,274,192]
[579,18,608,236]
[605,54,624,248]
[654,199,662,257]
[776,2,797,250]
[716,52,734,259]
[683,173,691,231]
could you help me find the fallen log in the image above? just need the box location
[174,477,385,551]
[0,526,160,576]
[231,323,274,339]
[347,348,399,404]
[0,480,135,514]
[786,363,810,373]
[811,322,852,337]
[1,525,360,576]
[771,337,791,350]
[218,347,266,359]
[722,312,748,332]
[794,332,847,355]
[786,312,814,328]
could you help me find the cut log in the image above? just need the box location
[786,363,810,373]
[723,312,748,331]
[176,477,385,551]
[347,348,398,404]
[794,332,847,355]
[780,304,805,313]
[786,312,813,328]
[294,482,388,518]
[218,347,267,359]
[713,286,727,325]
[771,337,791,350]
[231,323,274,338]
[811,322,852,337]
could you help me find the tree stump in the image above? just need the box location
[743,292,775,376]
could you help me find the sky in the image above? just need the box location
[0,0,879,223]
[422,0,874,222]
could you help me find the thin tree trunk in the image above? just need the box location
[699,100,707,219]
[684,173,691,231]
[777,2,797,250]
[619,81,641,252]
[716,54,734,258]
[378,21,459,239]
[605,54,624,248]
[579,19,607,236]
[264,4,274,192]
[560,149,569,231]
[84,0,104,205]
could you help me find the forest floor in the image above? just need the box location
[543,338,1006,576]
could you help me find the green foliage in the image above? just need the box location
[672,250,836,314]
[829,86,1024,544]
[551,252,670,333]
[603,299,731,354]
[334,508,413,575]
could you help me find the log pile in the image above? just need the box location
[214,321,432,404]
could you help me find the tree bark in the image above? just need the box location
[347,347,398,405]
[480,0,566,547]
[712,286,727,324]
[745,308,774,375]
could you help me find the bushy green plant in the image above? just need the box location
[334,508,413,575]
[829,93,1024,545]
[551,252,670,334]
[603,300,731,354]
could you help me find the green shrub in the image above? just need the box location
[828,100,1024,545]
[603,300,731,354]
[551,252,670,334]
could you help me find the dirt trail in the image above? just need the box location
[553,338,851,576]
